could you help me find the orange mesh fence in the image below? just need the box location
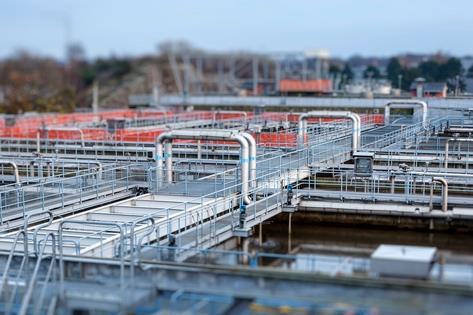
[255,132,298,148]
[0,111,385,143]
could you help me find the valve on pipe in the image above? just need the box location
[286,184,294,205]
[239,204,247,229]
[168,234,176,247]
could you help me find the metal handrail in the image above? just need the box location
[19,232,57,315]
[130,217,156,289]
[26,211,54,256]
[58,220,126,304]
[0,230,27,298]
[0,163,143,230]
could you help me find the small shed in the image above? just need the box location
[410,80,447,98]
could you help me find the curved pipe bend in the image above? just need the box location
[444,138,473,169]
[240,132,257,188]
[432,177,448,212]
[44,127,85,147]
[156,130,254,204]
[0,160,20,184]
[298,111,361,152]
[384,100,428,128]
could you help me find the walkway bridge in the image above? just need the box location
[0,114,443,259]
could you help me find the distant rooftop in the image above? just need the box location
[410,81,447,93]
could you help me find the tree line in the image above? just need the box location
[1,47,472,114]
[0,47,134,114]
[330,56,470,92]
[386,57,467,91]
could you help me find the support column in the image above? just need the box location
[288,212,292,252]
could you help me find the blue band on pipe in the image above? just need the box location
[155,156,163,161]
[240,158,249,163]
[163,153,171,158]
[249,156,256,161]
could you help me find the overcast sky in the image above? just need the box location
[1,0,472,60]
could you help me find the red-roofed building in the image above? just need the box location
[279,79,332,95]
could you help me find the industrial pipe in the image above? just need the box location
[384,100,428,128]
[87,161,103,180]
[29,161,35,178]
[444,138,473,169]
[393,170,473,179]
[446,127,473,133]
[431,177,448,212]
[44,127,85,147]
[389,175,396,194]
[30,157,57,178]
[156,130,254,204]
[298,111,361,152]
[197,140,202,159]
[164,140,173,184]
[29,160,43,178]
[240,132,257,188]
[0,160,20,184]
[36,131,41,154]
[392,171,450,212]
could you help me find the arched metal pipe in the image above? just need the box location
[431,177,448,212]
[29,157,56,179]
[352,114,361,148]
[240,132,257,188]
[156,130,254,204]
[44,127,85,147]
[384,100,428,128]
[444,138,473,169]
[298,111,361,152]
[0,160,20,184]
[84,161,103,180]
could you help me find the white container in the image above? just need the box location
[370,244,437,279]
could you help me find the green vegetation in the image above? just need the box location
[0,48,135,114]
[386,57,464,91]
[467,65,473,78]
[341,64,354,82]
[363,65,382,79]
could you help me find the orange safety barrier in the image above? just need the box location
[257,113,384,125]
[213,112,253,121]
[9,110,138,128]
[0,111,384,143]
[255,132,298,148]
[45,128,108,141]
[113,128,166,142]
[1,127,38,138]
